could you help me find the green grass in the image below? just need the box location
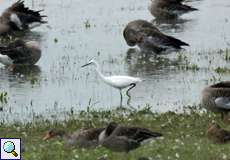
[0,106,230,160]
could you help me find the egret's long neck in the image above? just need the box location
[94,62,107,81]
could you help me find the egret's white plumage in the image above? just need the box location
[104,76,142,89]
[82,59,142,89]
[81,59,142,106]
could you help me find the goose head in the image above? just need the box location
[98,122,118,141]
[43,129,66,140]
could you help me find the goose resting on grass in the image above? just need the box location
[149,0,198,19]
[207,121,230,143]
[0,39,41,66]
[202,81,230,122]
[0,0,47,35]
[99,122,162,152]
[43,127,105,148]
[123,20,189,54]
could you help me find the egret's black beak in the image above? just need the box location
[81,63,91,68]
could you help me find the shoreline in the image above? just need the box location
[0,106,229,160]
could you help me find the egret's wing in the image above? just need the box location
[108,76,141,84]
[106,76,133,87]
[215,97,230,109]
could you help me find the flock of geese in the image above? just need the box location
[1,0,230,155]
[43,122,163,153]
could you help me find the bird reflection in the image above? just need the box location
[11,65,41,76]
[0,30,44,46]
[152,18,192,34]
[125,48,183,76]
[5,65,42,85]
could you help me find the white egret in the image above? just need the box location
[81,59,142,106]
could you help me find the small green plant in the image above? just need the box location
[214,67,230,74]
[84,20,91,29]
[54,38,58,43]
[224,48,230,61]
[177,63,199,71]
[0,91,8,111]
[0,91,8,104]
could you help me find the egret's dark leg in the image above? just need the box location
[120,89,123,107]
[126,83,136,96]
[125,83,136,110]
[127,93,131,106]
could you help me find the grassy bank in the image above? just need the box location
[0,106,230,160]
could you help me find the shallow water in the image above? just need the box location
[0,0,230,122]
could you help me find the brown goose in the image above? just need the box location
[123,20,189,54]
[99,122,162,152]
[207,121,230,143]
[202,81,230,121]
[0,0,47,35]
[149,0,198,19]
[0,39,41,66]
[43,127,104,148]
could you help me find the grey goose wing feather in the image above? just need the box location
[124,20,188,49]
[101,135,140,152]
[215,97,230,109]
[137,27,189,49]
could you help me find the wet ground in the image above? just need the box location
[0,0,230,122]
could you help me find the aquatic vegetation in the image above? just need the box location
[176,53,188,62]
[0,91,8,104]
[54,38,58,43]
[0,91,8,111]
[224,48,230,61]
[177,63,199,72]
[84,20,91,29]
[214,67,230,74]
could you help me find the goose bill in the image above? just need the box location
[43,133,51,140]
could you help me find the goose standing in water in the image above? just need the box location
[0,0,47,35]
[123,20,189,54]
[43,127,104,148]
[0,40,41,67]
[99,122,162,152]
[149,0,198,19]
[202,81,230,122]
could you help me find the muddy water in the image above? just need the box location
[0,0,230,122]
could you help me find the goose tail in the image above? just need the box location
[8,0,47,29]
